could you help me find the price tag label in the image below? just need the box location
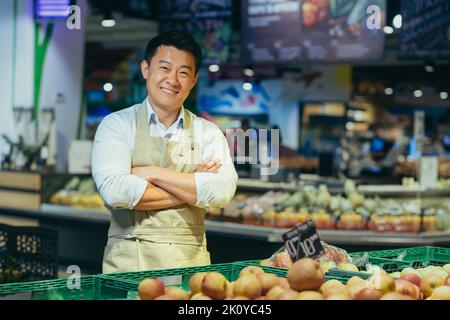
[282,220,324,260]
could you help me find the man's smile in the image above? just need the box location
[160,87,179,95]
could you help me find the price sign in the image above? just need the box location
[282,220,324,261]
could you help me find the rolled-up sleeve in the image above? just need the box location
[91,114,148,209]
[194,125,238,209]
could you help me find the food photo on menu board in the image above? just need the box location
[242,0,387,63]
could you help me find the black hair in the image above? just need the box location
[143,30,202,74]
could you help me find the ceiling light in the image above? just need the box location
[208,64,220,73]
[384,87,394,95]
[103,83,113,92]
[413,89,423,98]
[383,26,394,34]
[243,68,254,77]
[242,82,253,91]
[440,91,448,100]
[393,14,402,29]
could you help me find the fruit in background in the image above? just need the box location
[445,275,450,286]
[266,286,286,300]
[278,277,291,289]
[277,289,300,300]
[255,296,267,300]
[201,272,227,300]
[138,278,165,300]
[190,293,212,300]
[389,272,401,278]
[430,268,449,280]
[287,258,325,292]
[239,266,265,277]
[420,274,445,298]
[355,288,383,300]
[320,279,344,293]
[320,261,337,273]
[367,273,395,294]
[337,263,359,272]
[348,281,369,299]
[297,291,324,300]
[189,272,207,295]
[366,265,388,276]
[256,273,280,295]
[380,292,413,300]
[259,259,275,267]
[394,279,421,300]
[427,286,450,300]
[443,264,450,274]
[165,286,190,300]
[273,252,293,269]
[233,274,262,300]
[320,280,349,298]
[401,273,421,287]
[400,267,420,278]
[346,276,366,288]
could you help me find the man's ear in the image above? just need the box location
[141,60,149,80]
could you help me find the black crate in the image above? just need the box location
[0,224,58,284]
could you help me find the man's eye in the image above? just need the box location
[180,72,189,76]
[160,66,169,71]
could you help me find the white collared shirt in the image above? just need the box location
[91,98,238,210]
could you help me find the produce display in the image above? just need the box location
[394,157,450,179]
[49,177,106,211]
[136,259,450,300]
[213,180,450,232]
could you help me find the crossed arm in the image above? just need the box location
[132,159,221,211]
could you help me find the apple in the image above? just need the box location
[380,292,414,300]
[138,278,165,300]
[232,296,250,300]
[427,285,450,300]
[278,277,291,289]
[394,279,421,300]
[367,273,395,294]
[348,281,369,299]
[297,291,324,300]
[337,263,359,272]
[239,266,265,277]
[346,276,365,288]
[355,288,383,300]
[445,275,450,286]
[201,272,228,300]
[165,286,190,300]
[189,272,208,295]
[256,273,280,295]
[430,269,449,280]
[154,295,175,300]
[400,273,421,287]
[266,285,286,300]
[225,281,234,299]
[443,264,450,275]
[273,252,293,269]
[190,293,212,300]
[320,261,337,273]
[389,272,401,279]
[400,267,420,278]
[420,274,445,298]
[259,259,275,267]
[277,289,300,300]
[233,274,262,300]
[287,258,325,292]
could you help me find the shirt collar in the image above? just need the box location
[145,97,184,129]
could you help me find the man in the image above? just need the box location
[91,31,238,273]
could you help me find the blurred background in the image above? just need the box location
[0,0,450,281]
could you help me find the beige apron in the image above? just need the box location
[102,102,211,273]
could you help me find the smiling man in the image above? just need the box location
[91,31,238,273]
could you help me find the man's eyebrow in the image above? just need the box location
[158,60,192,71]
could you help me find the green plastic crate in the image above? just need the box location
[0,275,132,300]
[350,246,450,268]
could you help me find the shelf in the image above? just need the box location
[2,204,450,246]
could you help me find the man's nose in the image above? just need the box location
[166,70,180,87]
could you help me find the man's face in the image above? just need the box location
[141,45,198,113]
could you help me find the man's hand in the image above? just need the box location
[196,157,222,173]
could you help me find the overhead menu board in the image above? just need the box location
[398,0,450,59]
[159,0,233,64]
[242,0,386,63]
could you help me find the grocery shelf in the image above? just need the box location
[1,204,450,247]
